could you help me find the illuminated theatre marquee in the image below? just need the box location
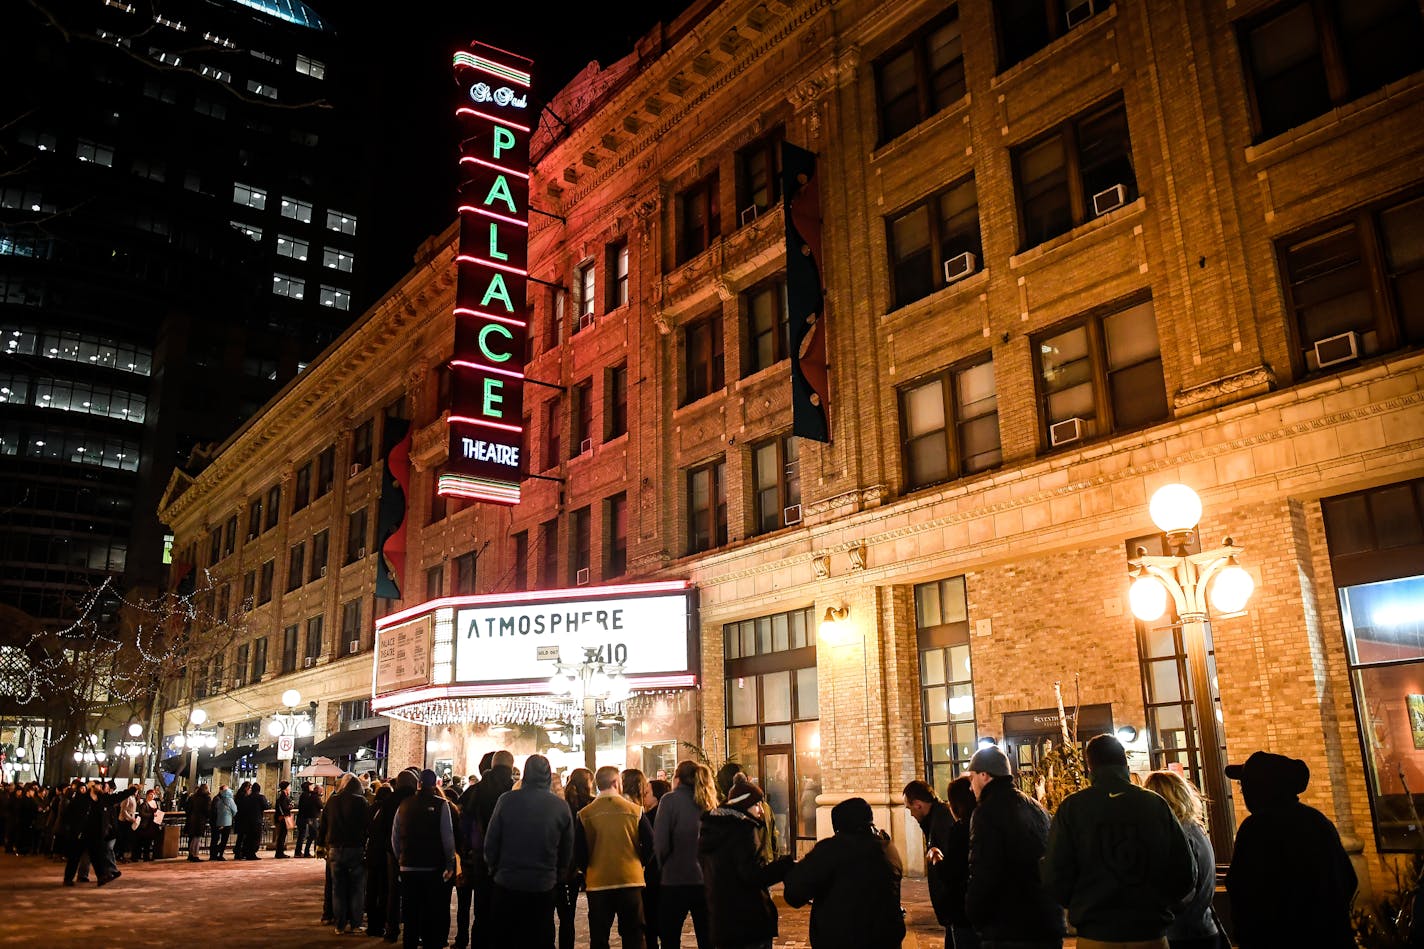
[444,44,535,506]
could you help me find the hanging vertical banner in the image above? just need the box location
[376,418,411,600]
[782,142,830,443]
[444,42,535,505]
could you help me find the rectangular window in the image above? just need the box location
[752,435,802,534]
[223,515,238,556]
[677,173,720,265]
[687,458,728,553]
[1012,95,1136,250]
[605,492,628,578]
[736,128,784,217]
[340,599,362,656]
[75,140,116,167]
[606,240,630,310]
[247,496,262,538]
[322,247,355,272]
[543,398,561,469]
[574,262,596,330]
[276,234,308,262]
[539,519,559,588]
[743,277,789,375]
[996,0,1108,72]
[352,419,373,469]
[346,508,368,563]
[1281,193,1424,374]
[606,363,628,439]
[295,53,326,79]
[571,507,592,584]
[876,9,965,142]
[259,559,275,604]
[914,576,975,797]
[309,529,328,581]
[232,220,261,242]
[454,551,477,595]
[241,571,255,612]
[325,210,357,235]
[209,529,222,565]
[233,182,267,209]
[319,285,351,310]
[900,356,1002,489]
[425,564,444,600]
[316,445,335,497]
[1035,297,1167,448]
[286,542,305,591]
[305,615,323,661]
[572,380,593,454]
[252,636,267,680]
[545,287,566,351]
[1240,0,1423,141]
[273,273,306,300]
[513,531,529,591]
[682,314,725,405]
[888,175,981,309]
[281,625,298,673]
[293,463,311,510]
[265,484,281,530]
[280,196,312,223]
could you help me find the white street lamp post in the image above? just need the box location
[547,645,630,771]
[1128,483,1254,855]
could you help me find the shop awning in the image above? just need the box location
[160,752,215,776]
[208,744,259,770]
[308,723,388,759]
[252,735,314,765]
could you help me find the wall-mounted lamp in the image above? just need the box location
[817,605,850,642]
[1115,724,1138,744]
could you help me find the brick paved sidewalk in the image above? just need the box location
[0,850,987,949]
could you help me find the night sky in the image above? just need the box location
[327,1,695,297]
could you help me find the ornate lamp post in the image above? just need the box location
[268,689,312,783]
[1128,483,1255,854]
[547,641,631,771]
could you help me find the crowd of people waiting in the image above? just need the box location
[1,736,1362,949]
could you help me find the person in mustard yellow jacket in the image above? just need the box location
[579,766,652,949]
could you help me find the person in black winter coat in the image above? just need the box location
[326,771,372,935]
[963,746,1064,948]
[1224,751,1357,949]
[64,781,137,886]
[296,782,323,857]
[782,797,905,949]
[697,780,793,949]
[365,784,396,937]
[903,779,957,940]
[374,768,422,940]
[942,776,979,949]
[237,783,269,859]
[184,785,212,862]
[468,751,515,949]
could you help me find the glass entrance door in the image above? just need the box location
[759,749,791,853]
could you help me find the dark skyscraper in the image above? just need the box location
[0,0,369,625]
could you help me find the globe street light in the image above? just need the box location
[1128,483,1255,855]
[547,640,630,771]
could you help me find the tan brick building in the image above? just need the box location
[158,0,1424,882]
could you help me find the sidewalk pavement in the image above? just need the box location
[0,850,1048,948]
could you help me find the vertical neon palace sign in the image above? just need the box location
[443,43,534,505]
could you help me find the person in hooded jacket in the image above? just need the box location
[468,750,515,949]
[782,797,905,949]
[184,784,211,861]
[963,745,1064,949]
[1041,735,1194,947]
[903,779,957,942]
[210,784,236,860]
[326,771,372,935]
[697,780,793,949]
[485,754,574,948]
[1224,751,1357,949]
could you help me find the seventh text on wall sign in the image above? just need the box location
[444,43,535,505]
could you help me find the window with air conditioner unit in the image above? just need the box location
[348,640,360,654]
[942,252,977,285]
[783,503,803,526]
[357,546,366,559]
[1314,331,1360,369]
[1092,184,1127,216]
[320,565,327,578]
[580,437,593,455]
[753,435,801,535]
[740,205,758,227]
[1065,0,1102,29]
[576,567,591,586]
[303,656,314,668]
[1049,416,1086,446]
[349,463,362,477]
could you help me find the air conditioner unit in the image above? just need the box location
[1065,0,1100,28]
[740,204,758,227]
[348,640,360,655]
[575,567,591,586]
[1049,416,1086,447]
[942,252,977,285]
[580,437,593,455]
[319,565,327,578]
[357,546,366,559]
[1092,183,1127,216]
[1313,331,1360,369]
[246,532,256,541]
[578,311,595,331]
[349,464,361,477]
[303,656,315,668]
[233,677,245,689]
[783,503,803,526]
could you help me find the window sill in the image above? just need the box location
[674,388,727,417]
[881,268,989,325]
[989,3,1117,92]
[869,95,971,165]
[1008,196,1145,272]
[1243,71,1424,166]
[736,359,791,390]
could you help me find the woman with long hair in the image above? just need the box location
[558,768,596,949]
[691,764,718,814]
[1143,770,1220,949]
[621,769,658,949]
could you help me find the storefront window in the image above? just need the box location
[915,576,976,797]
[1325,477,1424,851]
[724,606,819,853]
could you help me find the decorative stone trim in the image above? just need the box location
[1173,365,1277,411]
